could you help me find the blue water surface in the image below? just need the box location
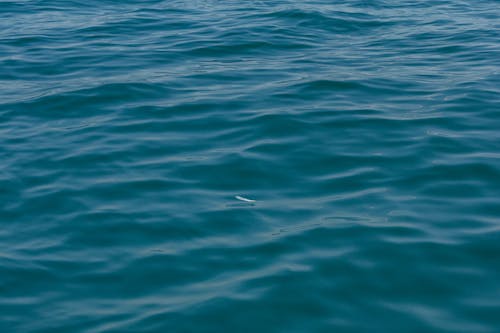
[1,0,500,332]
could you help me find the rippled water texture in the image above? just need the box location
[1,0,500,332]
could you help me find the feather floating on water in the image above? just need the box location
[235,195,256,203]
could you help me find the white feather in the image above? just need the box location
[235,195,256,203]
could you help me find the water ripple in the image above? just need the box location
[1,0,500,332]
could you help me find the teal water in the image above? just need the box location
[1,1,500,332]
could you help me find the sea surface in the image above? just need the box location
[1,1,500,332]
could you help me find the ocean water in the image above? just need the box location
[1,0,500,332]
